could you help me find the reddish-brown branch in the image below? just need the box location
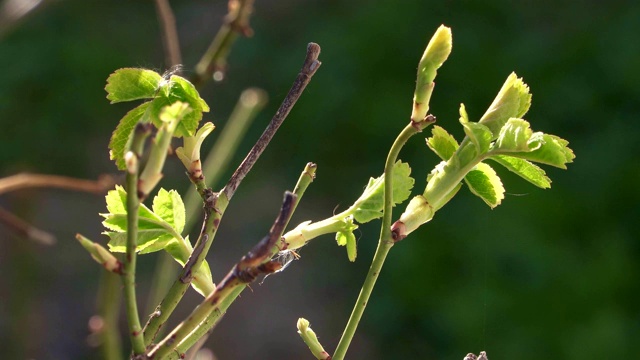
[0,206,55,245]
[0,173,115,196]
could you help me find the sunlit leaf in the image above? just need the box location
[479,72,531,137]
[153,188,186,234]
[105,68,162,103]
[426,125,459,161]
[464,162,505,208]
[489,155,551,188]
[108,102,151,170]
[352,161,414,223]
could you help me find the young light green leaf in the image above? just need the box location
[493,118,535,152]
[336,230,357,262]
[352,161,414,223]
[509,134,575,169]
[478,72,532,138]
[461,121,493,154]
[106,231,174,254]
[335,217,358,262]
[102,186,182,254]
[489,155,551,189]
[105,68,163,103]
[108,102,151,170]
[426,125,459,161]
[464,162,505,208]
[152,188,186,234]
[150,75,209,138]
[104,185,162,222]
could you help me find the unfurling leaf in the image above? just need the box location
[105,68,163,103]
[479,72,531,137]
[463,122,493,154]
[335,216,358,262]
[106,69,210,169]
[426,125,459,161]
[352,161,414,223]
[493,118,536,152]
[411,25,452,122]
[464,162,505,208]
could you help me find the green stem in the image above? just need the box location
[145,42,321,351]
[123,123,151,355]
[150,193,296,360]
[333,120,432,360]
[170,163,318,356]
[143,192,227,345]
[192,0,256,87]
[97,271,122,360]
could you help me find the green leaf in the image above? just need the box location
[104,185,162,221]
[461,121,493,154]
[150,75,209,138]
[464,162,505,208]
[489,155,551,189]
[335,217,358,262]
[478,72,532,138]
[152,188,186,234]
[102,186,181,254]
[493,118,535,152]
[105,68,163,103]
[106,231,174,254]
[426,125,459,161]
[352,161,415,223]
[108,102,151,170]
[509,134,575,169]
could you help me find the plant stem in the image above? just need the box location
[154,0,182,68]
[143,44,321,346]
[192,0,256,87]
[183,88,267,233]
[123,123,152,355]
[333,118,433,360]
[149,193,297,360]
[97,271,123,360]
[143,189,223,345]
[146,89,266,315]
[222,43,321,200]
[0,206,56,245]
[0,172,115,195]
[170,162,318,356]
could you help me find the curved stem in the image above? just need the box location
[333,119,432,360]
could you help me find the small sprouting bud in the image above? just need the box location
[297,318,310,333]
[478,72,531,137]
[394,195,434,239]
[76,234,122,273]
[124,151,138,174]
[411,25,452,123]
[175,122,215,176]
[297,318,331,360]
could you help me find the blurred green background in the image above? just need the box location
[1,0,638,359]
